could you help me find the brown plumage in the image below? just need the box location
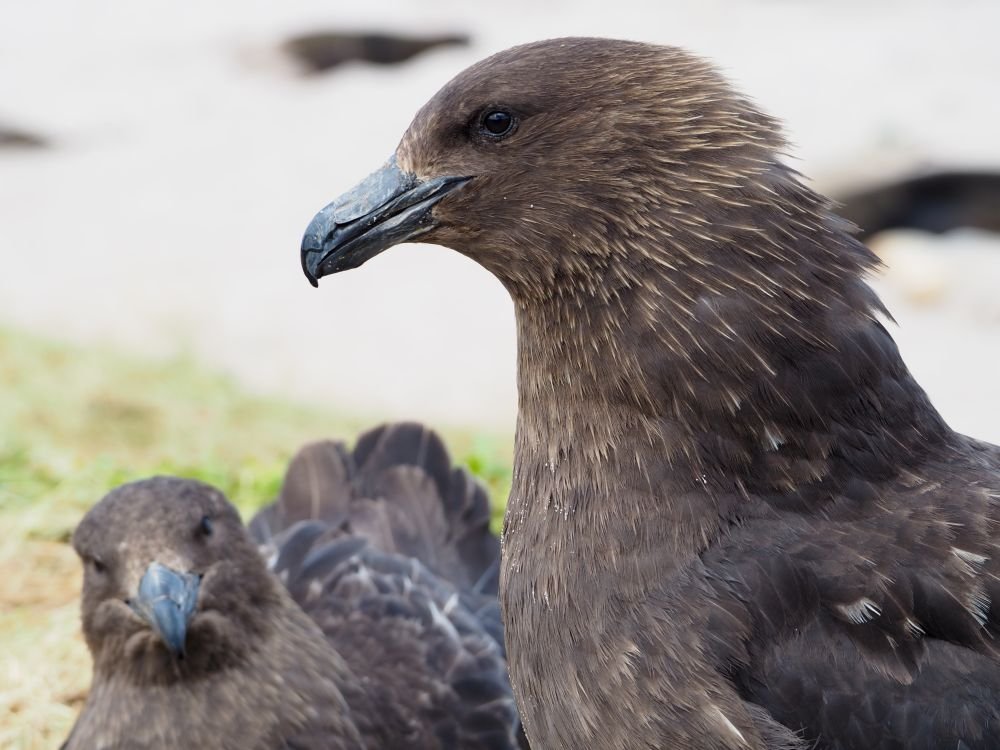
[300,38,1000,750]
[65,423,522,750]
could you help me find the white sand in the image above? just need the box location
[1,0,998,441]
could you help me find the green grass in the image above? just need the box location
[0,326,512,539]
[0,325,512,748]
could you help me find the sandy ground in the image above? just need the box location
[1,0,998,440]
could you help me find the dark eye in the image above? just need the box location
[199,515,214,537]
[89,557,106,575]
[480,109,516,139]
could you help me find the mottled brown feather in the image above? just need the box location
[317,37,1000,750]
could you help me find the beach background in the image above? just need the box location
[2,0,998,745]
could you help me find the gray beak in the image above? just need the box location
[300,154,470,286]
[129,562,201,658]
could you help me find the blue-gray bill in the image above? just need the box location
[129,561,201,658]
[300,154,470,286]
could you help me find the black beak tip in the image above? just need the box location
[300,233,323,287]
[302,252,320,287]
[164,636,187,660]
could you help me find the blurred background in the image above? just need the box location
[2,0,998,745]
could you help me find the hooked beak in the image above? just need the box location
[300,154,471,286]
[129,562,201,659]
